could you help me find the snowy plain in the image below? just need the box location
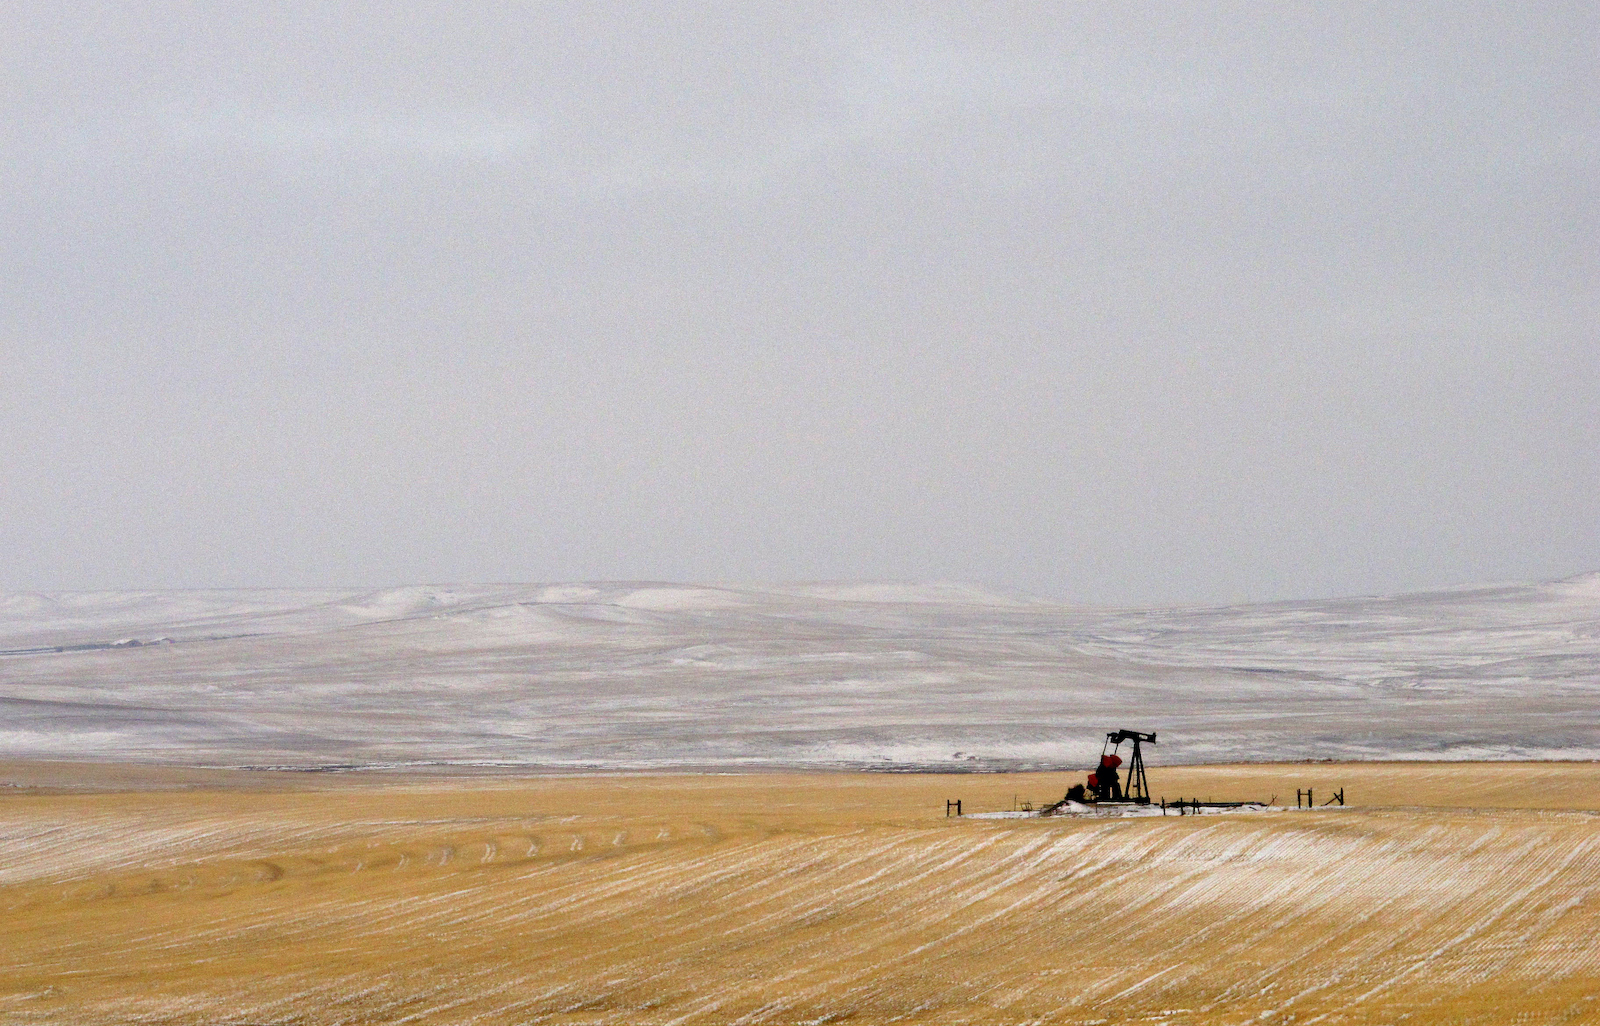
[1,574,1598,769]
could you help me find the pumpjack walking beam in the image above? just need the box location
[1105,730,1156,804]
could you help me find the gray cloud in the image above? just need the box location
[2,2,1596,603]
[160,110,540,165]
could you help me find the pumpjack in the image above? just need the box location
[1103,729,1156,804]
[1043,728,1156,812]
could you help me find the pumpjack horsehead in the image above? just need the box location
[1060,730,1155,806]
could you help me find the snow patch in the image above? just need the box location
[614,588,748,611]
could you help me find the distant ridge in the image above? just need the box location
[2,574,1598,769]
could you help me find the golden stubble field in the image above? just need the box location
[2,762,1598,1025]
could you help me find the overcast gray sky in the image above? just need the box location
[2,3,1596,604]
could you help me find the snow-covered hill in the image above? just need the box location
[2,575,1598,768]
